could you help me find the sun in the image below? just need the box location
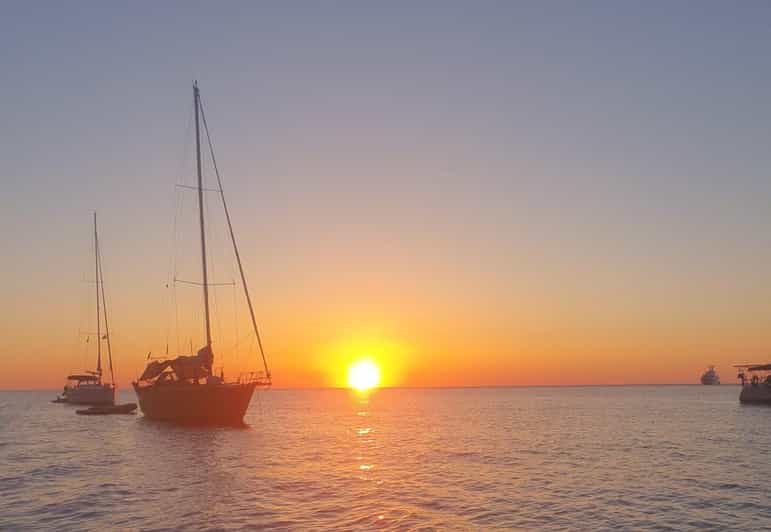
[347,360,381,391]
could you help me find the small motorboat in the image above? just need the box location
[735,364,771,404]
[76,403,137,415]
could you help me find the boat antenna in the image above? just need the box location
[199,96,271,383]
[96,223,116,388]
[194,81,214,375]
[93,212,102,382]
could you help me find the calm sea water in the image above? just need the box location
[1,386,769,530]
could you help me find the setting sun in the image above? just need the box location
[347,360,381,391]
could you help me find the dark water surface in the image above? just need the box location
[1,386,769,530]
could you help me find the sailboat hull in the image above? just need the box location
[133,381,256,425]
[64,384,115,406]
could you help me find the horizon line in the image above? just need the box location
[1,382,738,392]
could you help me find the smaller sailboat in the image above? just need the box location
[54,213,116,406]
[700,365,720,385]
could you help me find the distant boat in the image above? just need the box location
[735,364,771,404]
[132,82,271,425]
[700,365,720,385]
[55,214,116,406]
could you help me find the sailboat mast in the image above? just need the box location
[93,212,102,381]
[194,82,213,368]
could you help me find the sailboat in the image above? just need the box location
[55,213,116,406]
[133,82,271,425]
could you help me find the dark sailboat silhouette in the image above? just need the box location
[133,82,271,424]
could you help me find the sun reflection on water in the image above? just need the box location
[352,392,377,482]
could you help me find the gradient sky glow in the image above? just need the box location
[4,2,771,388]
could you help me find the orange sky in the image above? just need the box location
[3,226,767,390]
[3,180,770,389]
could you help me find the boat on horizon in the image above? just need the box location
[700,365,720,385]
[132,82,271,425]
[735,364,771,404]
[54,214,116,406]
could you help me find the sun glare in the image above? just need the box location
[347,360,381,391]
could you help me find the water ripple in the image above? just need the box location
[1,387,770,530]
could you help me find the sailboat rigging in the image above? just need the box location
[133,82,271,425]
[54,213,116,405]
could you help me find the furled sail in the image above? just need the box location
[138,345,214,382]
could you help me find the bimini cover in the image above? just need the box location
[138,361,171,381]
[139,346,213,381]
[196,344,213,368]
[167,345,213,380]
[170,355,208,380]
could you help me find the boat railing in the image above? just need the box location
[735,365,771,387]
[238,371,272,386]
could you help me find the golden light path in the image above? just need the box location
[347,359,381,391]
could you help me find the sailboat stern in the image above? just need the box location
[64,383,116,405]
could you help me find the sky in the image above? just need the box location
[3,2,771,389]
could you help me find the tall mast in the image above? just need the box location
[93,212,102,381]
[194,81,213,372]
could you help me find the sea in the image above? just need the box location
[1,386,769,531]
